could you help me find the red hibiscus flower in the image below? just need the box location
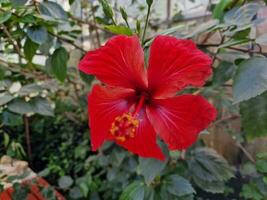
[79,35,217,160]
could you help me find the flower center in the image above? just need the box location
[109,96,145,142]
[110,113,139,142]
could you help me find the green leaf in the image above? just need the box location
[2,111,23,126]
[240,92,267,140]
[139,157,167,184]
[18,83,42,96]
[10,0,27,6]
[105,25,133,36]
[120,7,128,22]
[8,97,53,116]
[0,10,12,23]
[187,148,234,194]
[213,61,236,86]
[213,0,232,20]
[31,97,54,116]
[119,181,145,200]
[39,1,67,20]
[58,176,74,189]
[165,175,195,197]
[256,33,267,45]
[51,47,68,82]
[27,26,48,45]
[24,37,39,62]
[8,99,34,114]
[0,93,14,106]
[146,0,153,7]
[144,187,155,200]
[224,3,260,26]
[99,0,114,21]
[241,183,264,200]
[256,160,267,173]
[219,38,250,49]
[233,57,267,103]
[0,67,4,80]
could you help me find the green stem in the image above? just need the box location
[142,5,151,44]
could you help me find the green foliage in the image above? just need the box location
[138,157,167,184]
[119,181,145,200]
[24,37,39,62]
[1,0,267,199]
[188,148,234,193]
[51,47,69,82]
[240,92,267,140]
[27,26,48,45]
[165,175,195,197]
[233,57,267,103]
[212,0,232,20]
[105,25,133,36]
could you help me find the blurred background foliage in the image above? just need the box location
[1,0,267,199]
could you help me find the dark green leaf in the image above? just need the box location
[146,0,153,7]
[139,157,167,184]
[10,0,27,6]
[27,26,48,45]
[58,176,74,189]
[0,10,12,23]
[219,38,250,49]
[165,175,195,197]
[99,0,114,20]
[256,160,267,173]
[119,181,145,200]
[240,92,267,140]
[120,7,128,22]
[51,47,68,82]
[2,111,23,126]
[144,187,155,200]
[213,61,236,86]
[188,148,234,193]
[224,3,260,26]
[8,99,34,114]
[8,97,53,116]
[0,67,4,80]
[24,37,39,62]
[105,25,133,36]
[213,0,232,20]
[233,57,267,103]
[18,83,42,96]
[39,1,67,20]
[0,93,14,106]
[31,97,54,116]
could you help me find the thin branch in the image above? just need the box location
[23,115,32,165]
[1,25,24,58]
[236,141,255,163]
[91,5,101,47]
[49,32,86,53]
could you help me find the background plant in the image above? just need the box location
[1,0,267,199]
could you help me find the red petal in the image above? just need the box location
[146,95,217,150]
[114,109,165,160]
[148,35,212,98]
[88,84,135,150]
[79,35,147,90]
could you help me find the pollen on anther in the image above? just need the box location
[109,113,139,142]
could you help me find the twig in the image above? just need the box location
[142,4,152,44]
[23,115,32,165]
[1,25,24,58]
[91,5,101,47]
[235,141,255,163]
[49,32,86,53]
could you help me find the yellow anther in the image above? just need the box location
[109,112,139,142]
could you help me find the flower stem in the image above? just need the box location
[142,4,152,45]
